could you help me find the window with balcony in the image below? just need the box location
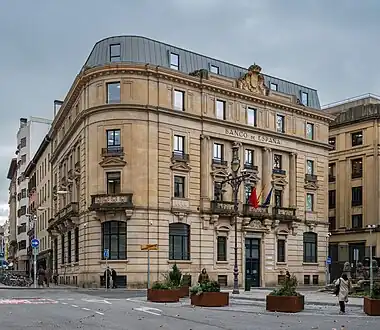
[173,135,185,156]
[351,186,363,206]
[270,83,278,91]
[328,190,336,209]
[213,143,224,163]
[329,137,336,150]
[102,221,127,260]
[210,65,219,74]
[303,232,317,263]
[217,236,227,261]
[276,114,285,133]
[306,123,314,140]
[106,129,121,152]
[277,239,285,263]
[67,231,72,264]
[351,158,363,178]
[216,100,226,120]
[273,154,282,169]
[74,227,79,263]
[110,44,121,62]
[306,160,314,174]
[174,90,184,110]
[351,131,363,146]
[61,234,65,264]
[247,107,257,126]
[106,172,121,195]
[301,92,309,106]
[170,53,179,70]
[106,82,121,104]
[274,189,282,207]
[169,223,190,260]
[329,217,336,231]
[244,149,254,169]
[352,214,363,229]
[173,176,185,198]
[306,193,314,211]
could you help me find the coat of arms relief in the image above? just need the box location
[237,64,269,96]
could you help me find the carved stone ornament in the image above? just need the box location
[290,221,298,236]
[99,157,127,168]
[304,181,319,191]
[305,220,317,231]
[170,162,191,172]
[243,219,270,233]
[245,171,260,185]
[189,69,209,79]
[237,64,269,96]
[215,224,231,236]
[272,177,288,187]
[125,209,133,220]
[201,214,211,229]
[211,166,229,179]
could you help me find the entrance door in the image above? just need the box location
[245,238,261,287]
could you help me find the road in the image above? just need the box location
[0,288,378,329]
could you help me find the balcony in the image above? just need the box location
[171,151,189,162]
[305,174,318,182]
[243,204,268,218]
[244,163,258,171]
[60,176,67,187]
[101,146,124,157]
[328,175,336,183]
[210,200,235,215]
[68,169,74,179]
[272,207,297,221]
[48,202,79,234]
[89,193,134,212]
[272,168,286,176]
[212,159,228,167]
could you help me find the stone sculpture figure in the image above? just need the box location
[237,64,269,96]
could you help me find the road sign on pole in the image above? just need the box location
[103,249,109,259]
[31,239,39,289]
[326,257,332,265]
[103,249,109,291]
[141,244,159,290]
[31,239,39,249]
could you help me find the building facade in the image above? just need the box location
[7,158,18,264]
[325,94,380,280]
[14,117,52,271]
[48,35,332,288]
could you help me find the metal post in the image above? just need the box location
[105,258,108,291]
[232,186,239,294]
[370,228,373,293]
[147,249,150,289]
[33,249,37,289]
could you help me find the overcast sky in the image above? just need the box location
[0,0,378,225]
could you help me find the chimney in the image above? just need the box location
[20,118,27,128]
[54,100,64,117]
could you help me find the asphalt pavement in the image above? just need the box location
[0,288,379,329]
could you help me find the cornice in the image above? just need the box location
[51,64,333,135]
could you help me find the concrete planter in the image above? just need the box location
[178,285,189,298]
[190,292,229,307]
[147,289,180,303]
[266,294,304,313]
[364,296,380,316]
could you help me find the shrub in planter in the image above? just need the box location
[147,281,180,303]
[266,274,304,313]
[364,282,380,316]
[190,280,229,307]
[164,264,189,298]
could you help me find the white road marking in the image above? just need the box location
[81,298,112,305]
[82,307,91,311]
[71,304,79,308]
[134,306,162,316]
[61,302,68,305]
[126,298,144,303]
[57,298,74,301]
[95,311,104,315]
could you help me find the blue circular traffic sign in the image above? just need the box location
[31,239,39,248]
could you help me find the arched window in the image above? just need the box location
[169,223,190,260]
[303,232,317,263]
[102,221,126,260]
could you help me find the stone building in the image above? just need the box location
[48,35,333,288]
[325,94,380,279]
[6,158,18,263]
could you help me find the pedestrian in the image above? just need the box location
[37,267,45,288]
[45,268,51,287]
[334,273,351,314]
[111,268,117,288]
[198,268,209,284]
[103,267,111,288]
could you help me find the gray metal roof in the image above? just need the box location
[84,35,321,109]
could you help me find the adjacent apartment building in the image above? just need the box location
[48,35,333,288]
[7,158,18,262]
[13,117,52,271]
[325,94,380,279]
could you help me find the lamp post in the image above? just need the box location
[326,232,331,285]
[368,224,376,293]
[221,143,250,294]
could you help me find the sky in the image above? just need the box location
[0,0,379,225]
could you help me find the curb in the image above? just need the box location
[230,296,363,308]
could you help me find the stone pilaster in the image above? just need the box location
[200,134,211,210]
[262,147,272,202]
[289,152,297,208]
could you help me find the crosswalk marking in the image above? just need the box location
[0,298,57,305]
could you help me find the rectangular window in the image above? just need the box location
[329,217,336,231]
[352,214,363,229]
[306,193,314,211]
[61,234,65,265]
[67,231,72,264]
[106,82,121,104]
[270,83,278,91]
[210,65,219,74]
[174,176,185,198]
[216,100,226,120]
[301,92,308,106]
[276,114,285,133]
[170,53,179,70]
[20,137,26,148]
[351,186,363,206]
[173,135,185,154]
[169,223,190,260]
[213,143,223,161]
[274,189,282,207]
[352,131,363,146]
[306,123,314,140]
[328,190,336,209]
[328,163,336,181]
[277,240,285,263]
[106,129,121,149]
[110,44,121,62]
[351,158,363,178]
[303,232,317,263]
[174,90,184,111]
[247,107,257,126]
[74,227,79,263]
[107,172,121,194]
[217,236,227,261]
[21,154,27,164]
[329,137,336,150]
[273,154,282,169]
[244,149,254,167]
[306,160,314,175]
[102,221,127,260]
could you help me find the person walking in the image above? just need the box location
[111,268,117,288]
[103,267,111,289]
[335,273,351,314]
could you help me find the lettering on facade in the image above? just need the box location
[224,129,281,145]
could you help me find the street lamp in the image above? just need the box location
[221,142,250,294]
[368,224,376,293]
[326,232,331,284]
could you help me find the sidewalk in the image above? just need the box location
[225,289,364,307]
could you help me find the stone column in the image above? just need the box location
[289,153,297,208]
[261,147,272,202]
[200,135,211,209]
